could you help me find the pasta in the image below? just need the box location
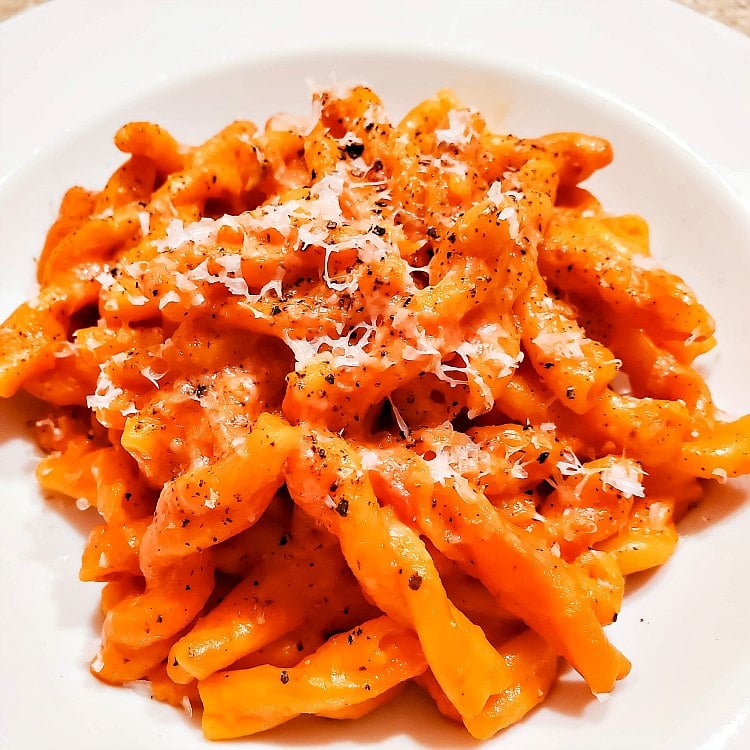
[2,84,749,740]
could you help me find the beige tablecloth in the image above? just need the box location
[679,0,749,31]
[0,0,748,34]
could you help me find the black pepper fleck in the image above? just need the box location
[344,142,365,159]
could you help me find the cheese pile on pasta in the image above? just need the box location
[1,85,748,740]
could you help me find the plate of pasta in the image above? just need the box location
[1,2,749,750]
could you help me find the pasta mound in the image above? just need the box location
[1,85,748,740]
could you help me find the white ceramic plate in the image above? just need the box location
[1,2,749,749]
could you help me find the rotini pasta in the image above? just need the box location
[2,85,748,740]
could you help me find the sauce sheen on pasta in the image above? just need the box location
[1,85,748,740]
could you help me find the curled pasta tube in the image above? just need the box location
[105,415,298,653]
[114,121,184,176]
[596,498,679,576]
[103,549,214,650]
[79,518,150,581]
[516,277,619,414]
[0,274,98,398]
[679,414,750,479]
[199,616,427,739]
[286,431,518,719]
[581,390,691,466]
[539,214,715,354]
[417,629,559,739]
[37,185,97,282]
[168,512,353,683]
[574,549,625,626]
[93,637,175,686]
[92,577,183,685]
[40,207,143,287]
[168,565,307,684]
[139,412,298,559]
[539,132,613,187]
[540,455,641,560]
[586,312,713,419]
[365,443,629,695]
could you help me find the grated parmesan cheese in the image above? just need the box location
[556,449,645,499]
[387,397,410,437]
[173,271,197,292]
[87,368,123,411]
[359,449,382,472]
[486,181,505,205]
[431,331,522,417]
[435,109,476,146]
[141,366,168,388]
[427,154,469,177]
[497,206,520,240]
[647,501,670,530]
[268,95,322,136]
[486,181,524,240]
[711,467,728,484]
[423,438,492,487]
[204,488,219,509]
[121,402,138,417]
[444,530,462,544]
[510,460,529,480]
[155,215,241,254]
[425,448,456,485]
[91,651,104,673]
[53,342,76,359]
[138,211,151,236]
[123,260,149,278]
[95,269,117,289]
[532,329,585,359]
[600,460,645,499]
[158,290,181,310]
[610,370,632,396]
[684,326,704,347]
[556,449,586,477]
[283,321,379,372]
[186,256,251,298]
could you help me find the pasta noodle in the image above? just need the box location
[2,84,748,740]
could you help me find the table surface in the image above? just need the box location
[0,0,748,34]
